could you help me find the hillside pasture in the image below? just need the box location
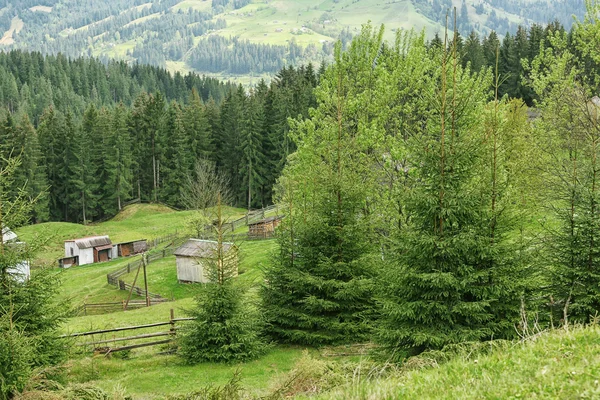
[16,203,247,265]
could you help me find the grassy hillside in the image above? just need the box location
[16,203,246,265]
[14,202,600,399]
[317,326,600,399]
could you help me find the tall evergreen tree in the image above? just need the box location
[104,104,133,214]
[261,27,382,346]
[378,27,519,356]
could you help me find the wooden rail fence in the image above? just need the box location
[78,299,170,315]
[63,309,193,354]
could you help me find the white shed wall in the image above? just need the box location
[64,242,80,257]
[7,261,30,283]
[78,248,95,265]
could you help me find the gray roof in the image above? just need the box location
[65,235,112,249]
[174,239,234,258]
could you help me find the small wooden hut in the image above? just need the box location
[173,239,237,283]
[115,239,147,257]
[248,215,283,238]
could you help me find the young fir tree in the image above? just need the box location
[528,20,600,324]
[377,26,520,356]
[261,27,382,346]
[178,196,266,363]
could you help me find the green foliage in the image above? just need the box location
[528,15,600,324]
[0,317,33,400]
[261,26,382,346]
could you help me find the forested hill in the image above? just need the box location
[0,50,319,224]
[0,0,587,80]
[0,51,237,122]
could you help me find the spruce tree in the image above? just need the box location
[377,27,519,356]
[104,103,133,214]
[239,92,266,210]
[178,197,266,363]
[261,27,382,346]
[529,21,600,324]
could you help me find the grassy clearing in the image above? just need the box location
[172,0,213,12]
[29,5,52,12]
[0,16,24,45]
[318,326,600,399]
[66,346,310,398]
[115,239,277,300]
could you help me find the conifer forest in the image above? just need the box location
[4,1,600,399]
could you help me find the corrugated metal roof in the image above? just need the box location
[95,244,114,251]
[174,239,234,258]
[248,215,284,226]
[65,235,112,249]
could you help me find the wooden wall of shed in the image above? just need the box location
[176,257,207,283]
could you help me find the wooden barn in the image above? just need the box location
[63,235,114,266]
[173,239,237,283]
[115,239,147,257]
[248,215,283,238]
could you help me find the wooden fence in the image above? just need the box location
[106,246,183,286]
[77,299,170,316]
[63,309,193,354]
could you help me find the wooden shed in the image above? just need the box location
[248,215,283,238]
[64,235,113,266]
[115,239,147,257]
[173,239,237,283]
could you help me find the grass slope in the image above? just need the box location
[320,326,600,399]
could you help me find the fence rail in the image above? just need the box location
[63,309,194,354]
[77,299,170,315]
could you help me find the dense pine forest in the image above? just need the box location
[0,52,319,223]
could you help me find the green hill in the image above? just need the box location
[16,203,246,265]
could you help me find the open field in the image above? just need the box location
[29,5,52,12]
[0,16,23,46]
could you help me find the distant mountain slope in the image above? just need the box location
[0,0,586,80]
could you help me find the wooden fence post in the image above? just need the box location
[169,309,175,337]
